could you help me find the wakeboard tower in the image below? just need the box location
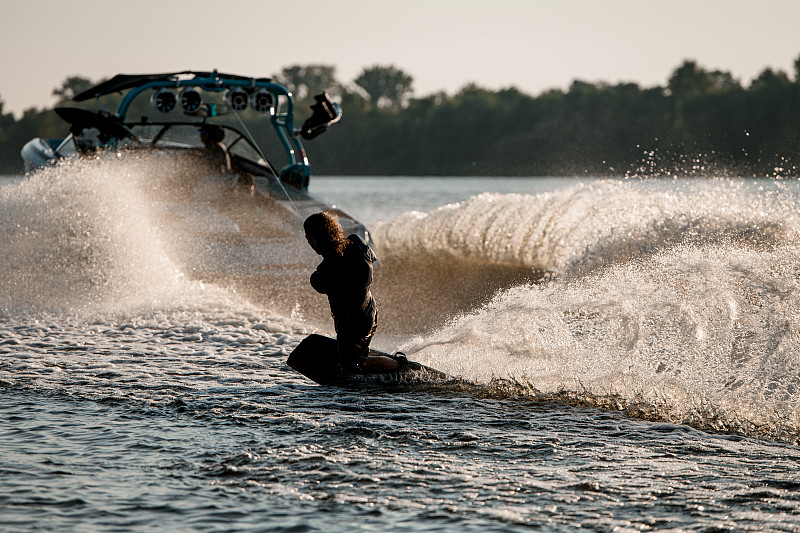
[22,70,342,190]
[287,334,447,385]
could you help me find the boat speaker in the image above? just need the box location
[151,89,176,113]
[180,88,203,113]
[251,89,274,113]
[227,88,249,111]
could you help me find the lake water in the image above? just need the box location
[1,167,800,532]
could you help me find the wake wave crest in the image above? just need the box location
[372,180,798,278]
[385,179,800,442]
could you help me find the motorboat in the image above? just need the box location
[22,71,343,185]
[20,71,368,322]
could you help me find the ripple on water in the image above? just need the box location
[1,307,800,531]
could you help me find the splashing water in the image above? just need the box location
[0,155,254,318]
[372,179,798,276]
[7,160,800,533]
[3,161,800,443]
[376,179,800,441]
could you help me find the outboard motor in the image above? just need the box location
[21,138,61,171]
[300,93,342,140]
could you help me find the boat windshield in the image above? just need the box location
[128,123,267,164]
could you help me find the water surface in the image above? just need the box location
[2,167,800,531]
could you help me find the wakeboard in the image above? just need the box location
[287,334,447,385]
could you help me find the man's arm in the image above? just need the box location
[310,270,329,294]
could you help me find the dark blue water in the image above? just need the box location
[2,168,800,531]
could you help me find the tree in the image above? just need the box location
[745,67,800,158]
[354,65,413,109]
[52,76,94,104]
[274,65,341,101]
[6,60,800,177]
[794,54,800,83]
[667,60,739,99]
[0,96,10,140]
[750,67,792,91]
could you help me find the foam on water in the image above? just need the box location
[3,160,800,442]
[381,180,800,441]
[0,156,210,317]
[372,179,797,276]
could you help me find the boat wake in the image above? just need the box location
[372,180,795,277]
[3,165,800,442]
[375,180,800,442]
[0,152,346,322]
[0,158,203,317]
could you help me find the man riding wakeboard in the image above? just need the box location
[303,212,399,373]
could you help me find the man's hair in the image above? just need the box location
[304,212,347,255]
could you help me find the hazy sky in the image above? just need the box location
[2,0,799,116]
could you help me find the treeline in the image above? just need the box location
[2,58,800,177]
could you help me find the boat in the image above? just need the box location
[20,71,371,322]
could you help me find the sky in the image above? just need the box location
[1,0,799,117]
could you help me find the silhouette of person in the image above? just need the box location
[304,212,399,372]
[199,124,231,173]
